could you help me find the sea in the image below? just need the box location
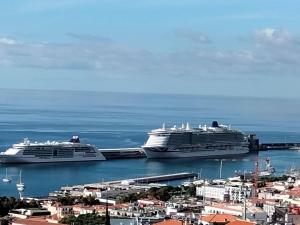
[1,89,300,197]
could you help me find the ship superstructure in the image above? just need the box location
[0,136,106,163]
[143,121,249,159]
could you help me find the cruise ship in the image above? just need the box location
[142,121,249,159]
[0,136,106,163]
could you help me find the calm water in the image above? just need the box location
[1,89,300,197]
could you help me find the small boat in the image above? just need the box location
[2,168,11,183]
[16,170,25,192]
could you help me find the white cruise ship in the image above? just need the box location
[0,136,106,163]
[142,121,249,159]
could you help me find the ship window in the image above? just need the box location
[53,150,57,157]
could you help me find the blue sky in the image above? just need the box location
[0,0,300,97]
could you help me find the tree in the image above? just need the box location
[60,213,105,225]
[105,201,110,225]
[0,197,40,217]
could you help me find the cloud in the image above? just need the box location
[66,32,113,44]
[0,35,157,74]
[174,28,211,44]
[255,28,290,44]
[0,28,300,78]
[0,37,17,45]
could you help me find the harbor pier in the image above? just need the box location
[260,143,300,151]
[60,172,198,191]
[98,147,145,159]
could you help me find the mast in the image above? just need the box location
[19,170,22,184]
[16,170,25,199]
[219,160,223,179]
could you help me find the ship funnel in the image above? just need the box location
[186,122,190,130]
[162,123,166,130]
[181,123,185,129]
[212,121,219,128]
[203,125,207,131]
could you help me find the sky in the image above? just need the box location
[0,0,300,98]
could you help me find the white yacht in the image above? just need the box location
[143,121,249,159]
[0,136,106,163]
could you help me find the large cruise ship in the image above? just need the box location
[142,121,250,159]
[0,136,106,163]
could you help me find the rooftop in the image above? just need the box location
[200,214,237,223]
[12,217,65,225]
[226,220,256,225]
[153,219,185,225]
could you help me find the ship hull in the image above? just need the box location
[143,146,249,159]
[0,154,105,164]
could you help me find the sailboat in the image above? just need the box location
[16,170,25,199]
[2,168,11,183]
[212,160,226,184]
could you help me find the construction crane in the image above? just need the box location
[252,156,259,198]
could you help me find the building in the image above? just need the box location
[153,219,187,225]
[199,214,237,225]
[12,217,65,225]
[203,203,267,223]
[226,220,256,225]
[196,184,250,202]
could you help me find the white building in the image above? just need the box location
[204,203,267,223]
[196,185,250,202]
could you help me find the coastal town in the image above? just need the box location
[1,159,300,225]
[1,0,300,224]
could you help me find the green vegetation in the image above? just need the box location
[0,217,11,225]
[0,197,39,217]
[260,175,288,182]
[60,212,105,225]
[57,195,100,206]
[257,175,289,188]
[118,185,196,203]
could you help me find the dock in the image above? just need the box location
[260,143,300,151]
[98,148,146,159]
[61,172,198,191]
[94,172,198,186]
[129,172,198,184]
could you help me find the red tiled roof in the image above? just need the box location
[13,217,65,225]
[226,219,256,225]
[153,219,184,225]
[201,214,237,223]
